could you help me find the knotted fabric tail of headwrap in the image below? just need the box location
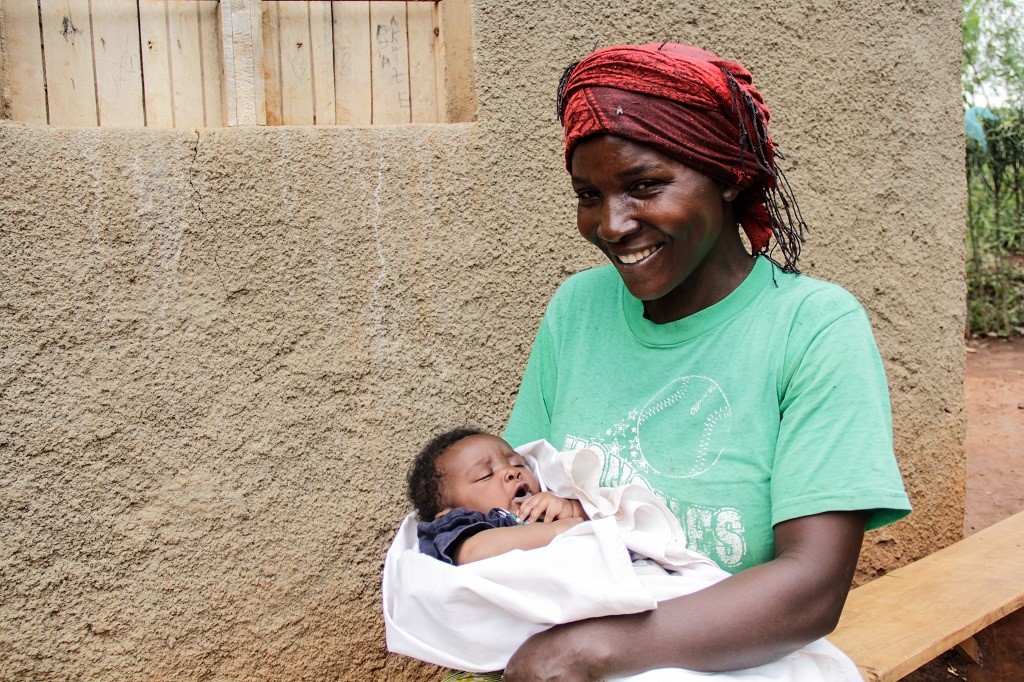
[557,43,805,270]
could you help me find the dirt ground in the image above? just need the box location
[902,336,1024,681]
[962,336,1024,537]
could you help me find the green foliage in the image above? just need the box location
[964,1,1024,337]
[963,0,1024,108]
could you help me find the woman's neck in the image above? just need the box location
[642,249,756,324]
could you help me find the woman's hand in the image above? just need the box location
[516,492,586,523]
[503,619,610,682]
[504,511,868,678]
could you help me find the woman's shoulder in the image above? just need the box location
[763,267,882,363]
[768,265,867,321]
[548,265,621,310]
[556,264,621,293]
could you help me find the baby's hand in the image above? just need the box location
[516,492,585,524]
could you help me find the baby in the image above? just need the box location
[389,432,864,680]
[407,427,587,565]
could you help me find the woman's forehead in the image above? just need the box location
[570,134,677,178]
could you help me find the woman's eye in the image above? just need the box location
[631,180,660,192]
[575,189,598,202]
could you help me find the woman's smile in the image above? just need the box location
[613,243,663,265]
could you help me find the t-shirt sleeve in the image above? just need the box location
[503,307,558,448]
[771,296,912,531]
[416,508,519,565]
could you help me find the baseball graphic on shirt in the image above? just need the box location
[634,375,733,479]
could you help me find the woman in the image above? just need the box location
[500,42,911,680]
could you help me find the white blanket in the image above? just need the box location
[383,440,862,681]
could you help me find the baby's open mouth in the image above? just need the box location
[512,483,532,505]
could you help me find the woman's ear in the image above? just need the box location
[434,507,454,519]
[722,186,740,202]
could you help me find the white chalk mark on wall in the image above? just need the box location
[142,150,186,339]
[86,139,115,337]
[369,135,389,363]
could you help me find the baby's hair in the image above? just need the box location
[407,427,484,520]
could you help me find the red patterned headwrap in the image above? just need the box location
[557,43,804,264]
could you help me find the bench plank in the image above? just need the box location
[830,511,1024,682]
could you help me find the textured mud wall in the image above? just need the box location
[0,1,965,679]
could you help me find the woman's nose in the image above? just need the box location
[596,198,640,243]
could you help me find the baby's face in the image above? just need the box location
[435,434,541,518]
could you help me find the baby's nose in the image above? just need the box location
[503,468,521,481]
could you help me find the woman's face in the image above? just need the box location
[570,135,750,323]
[435,434,541,518]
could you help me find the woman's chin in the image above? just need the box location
[620,278,670,304]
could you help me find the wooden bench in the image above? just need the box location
[830,510,1024,680]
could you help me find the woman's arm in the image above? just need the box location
[455,516,583,565]
[502,510,867,680]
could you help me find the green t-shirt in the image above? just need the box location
[504,257,911,573]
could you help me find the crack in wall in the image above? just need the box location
[187,131,207,225]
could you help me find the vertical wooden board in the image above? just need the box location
[39,0,97,125]
[167,0,205,128]
[262,2,283,125]
[221,0,265,126]
[198,0,223,126]
[218,0,233,124]
[0,0,48,123]
[406,1,437,123]
[91,0,145,127]
[431,0,447,123]
[139,0,174,128]
[278,1,313,125]
[0,4,4,115]
[309,1,335,125]
[436,0,475,123]
[333,1,371,125]
[369,1,410,124]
